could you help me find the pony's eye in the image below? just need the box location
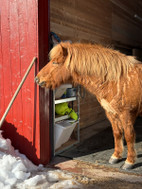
[53,62,58,65]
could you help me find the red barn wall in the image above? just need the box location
[0,0,51,164]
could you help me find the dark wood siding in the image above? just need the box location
[50,0,142,138]
[112,0,142,48]
[50,0,112,44]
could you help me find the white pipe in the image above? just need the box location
[134,14,142,22]
[0,57,37,128]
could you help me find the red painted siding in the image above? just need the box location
[0,0,51,164]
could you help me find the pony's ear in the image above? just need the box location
[60,41,71,48]
[60,42,73,69]
[62,46,68,57]
[49,42,70,60]
[60,42,71,57]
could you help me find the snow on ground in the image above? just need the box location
[0,131,81,189]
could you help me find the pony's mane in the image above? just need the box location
[50,43,139,81]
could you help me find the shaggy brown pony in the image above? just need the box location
[35,42,142,170]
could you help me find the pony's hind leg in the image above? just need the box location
[107,113,124,164]
[120,112,136,170]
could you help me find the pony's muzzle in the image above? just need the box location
[35,76,40,84]
[39,81,46,87]
[35,77,46,87]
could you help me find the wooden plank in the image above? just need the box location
[16,0,38,161]
[112,1,142,47]
[50,0,112,44]
[55,139,78,153]
[51,0,142,46]
[0,0,5,120]
[0,0,52,165]
[0,0,13,121]
[8,0,24,142]
[38,0,51,164]
[0,0,42,164]
[80,119,111,142]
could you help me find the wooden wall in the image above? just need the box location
[50,0,112,44]
[0,0,40,163]
[112,0,142,48]
[50,0,142,138]
[0,0,51,165]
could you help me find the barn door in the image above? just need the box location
[0,0,51,165]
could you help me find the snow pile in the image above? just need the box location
[20,170,80,189]
[22,175,45,186]
[0,131,81,189]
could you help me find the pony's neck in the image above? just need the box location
[72,72,106,99]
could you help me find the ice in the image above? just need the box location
[0,130,81,188]
[48,180,80,189]
[5,177,17,186]
[47,169,72,182]
[15,150,40,172]
[47,170,60,182]
[23,175,46,186]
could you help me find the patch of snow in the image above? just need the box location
[48,180,80,189]
[23,175,46,186]
[0,130,81,188]
[46,169,72,182]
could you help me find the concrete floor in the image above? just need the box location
[49,117,142,188]
[59,117,142,174]
[49,157,142,189]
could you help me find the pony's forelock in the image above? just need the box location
[49,42,71,60]
[49,44,63,60]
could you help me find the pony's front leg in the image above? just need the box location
[107,113,124,164]
[120,112,136,170]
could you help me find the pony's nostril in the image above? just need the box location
[39,81,46,87]
[35,77,46,87]
[35,77,39,84]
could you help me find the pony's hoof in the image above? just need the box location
[109,157,121,164]
[121,162,134,170]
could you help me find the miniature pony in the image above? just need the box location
[35,42,142,170]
